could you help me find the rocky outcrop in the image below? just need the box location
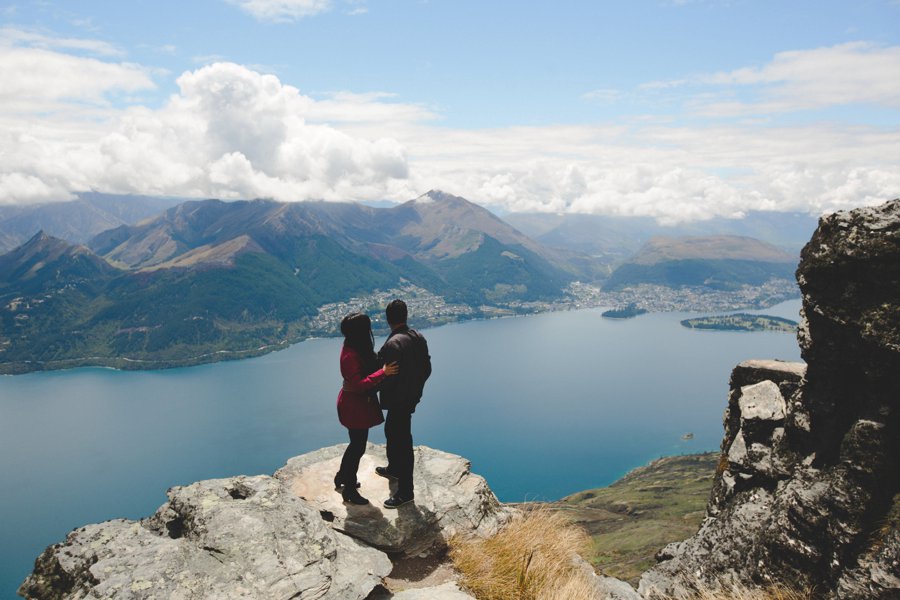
[640,200,900,599]
[19,445,511,600]
[275,444,512,558]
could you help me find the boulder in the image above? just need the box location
[19,445,511,600]
[640,200,900,599]
[275,444,513,557]
[19,475,390,600]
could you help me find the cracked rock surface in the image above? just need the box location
[275,444,513,557]
[19,444,511,600]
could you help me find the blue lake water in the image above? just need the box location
[0,300,803,599]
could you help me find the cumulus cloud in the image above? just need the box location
[0,58,416,204]
[226,0,333,22]
[372,118,899,224]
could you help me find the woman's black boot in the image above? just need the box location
[342,486,369,505]
[334,473,360,491]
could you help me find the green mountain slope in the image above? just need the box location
[1,192,581,372]
[552,453,719,584]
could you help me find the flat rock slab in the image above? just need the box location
[20,475,391,600]
[275,444,512,557]
[390,582,476,599]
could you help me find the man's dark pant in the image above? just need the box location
[385,409,414,498]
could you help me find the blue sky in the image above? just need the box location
[2,0,899,222]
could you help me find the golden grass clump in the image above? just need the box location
[449,506,596,600]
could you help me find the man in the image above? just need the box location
[376,299,432,508]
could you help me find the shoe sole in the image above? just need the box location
[383,498,413,509]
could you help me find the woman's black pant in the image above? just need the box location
[337,428,368,485]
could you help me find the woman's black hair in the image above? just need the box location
[340,312,377,368]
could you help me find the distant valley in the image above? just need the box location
[0,191,806,373]
[603,235,798,292]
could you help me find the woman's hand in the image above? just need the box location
[383,361,400,376]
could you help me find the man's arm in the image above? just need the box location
[378,338,402,392]
[420,338,432,383]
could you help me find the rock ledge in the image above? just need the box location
[20,444,511,600]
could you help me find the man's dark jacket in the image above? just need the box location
[378,325,431,412]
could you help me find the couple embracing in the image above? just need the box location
[333,299,432,509]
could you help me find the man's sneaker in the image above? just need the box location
[342,488,370,505]
[375,466,398,480]
[383,494,414,509]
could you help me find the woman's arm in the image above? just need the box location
[341,351,398,391]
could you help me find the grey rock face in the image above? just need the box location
[19,474,391,600]
[641,200,900,599]
[275,444,513,557]
[19,444,510,600]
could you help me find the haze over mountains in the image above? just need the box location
[505,210,818,258]
[0,190,808,373]
[604,235,798,291]
[0,193,186,252]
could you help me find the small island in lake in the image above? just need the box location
[602,303,648,319]
[680,313,798,333]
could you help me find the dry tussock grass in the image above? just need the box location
[450,505,813,600]
[449,506,595,600]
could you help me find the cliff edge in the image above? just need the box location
[19,445,512,600]
[640,199,900,599]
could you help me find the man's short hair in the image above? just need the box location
[386,299,408,325]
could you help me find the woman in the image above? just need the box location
[334,312,399,505]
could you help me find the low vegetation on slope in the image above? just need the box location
[449,496,813,600]
[555,453,719,584]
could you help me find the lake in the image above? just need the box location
[0,300,802,599]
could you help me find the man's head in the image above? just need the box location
[386,299,407,328]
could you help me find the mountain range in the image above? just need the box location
[604,235,798,291]
[0,192,186,253]
[0,191,581,372]
[0,191,805,373]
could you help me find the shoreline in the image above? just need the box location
[1,292,801,376]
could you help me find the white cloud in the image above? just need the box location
[0,47,154,112]
[648,42,900,116]
[0,26,124,57]
[360,118,899,224]
[226,0,333,22]
[0,36,897,223]
[581,89,621,104]
[0,28,155,116]
[0,60,417,204]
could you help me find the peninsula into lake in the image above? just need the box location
[601,303,648,319]
[680,313,798,333]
